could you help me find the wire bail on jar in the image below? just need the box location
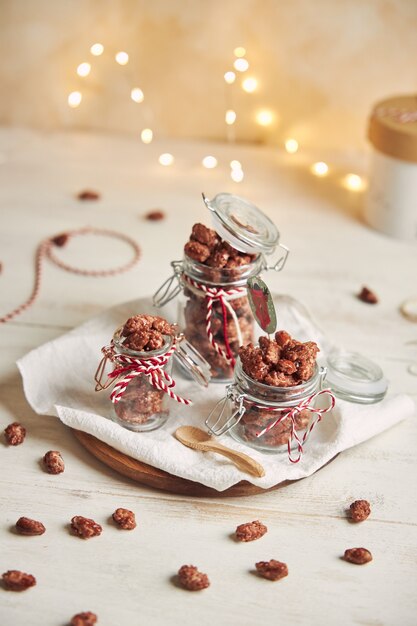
[153,260,184,307]
[205,367,336,463]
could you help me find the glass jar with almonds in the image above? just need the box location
[153,193,289,382]
[205,330,335,459]
[95,314,211,431]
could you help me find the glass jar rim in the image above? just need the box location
[234,358,321,407]
[112,326,174,358]
[182,252,263,287]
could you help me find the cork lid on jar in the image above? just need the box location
[368,94,417,163]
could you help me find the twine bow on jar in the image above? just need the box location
[206,384,336,464]
[94,340,193,406]
[254,388,336,463]
[181,274,247,367]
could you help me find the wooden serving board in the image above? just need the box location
[73,430,287,498]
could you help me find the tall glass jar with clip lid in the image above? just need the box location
[153,193,289,382]
[94,316,211,432]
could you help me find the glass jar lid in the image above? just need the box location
[202,192,279,255]
[174,336,211,387]
[325,351,388,404]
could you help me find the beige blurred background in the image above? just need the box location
[0,0,416,150]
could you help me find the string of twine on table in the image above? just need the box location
[181,273,246,366]
[95,341,192,406]
[0,227,141,324]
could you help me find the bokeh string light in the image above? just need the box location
[311,161,329,177]
[285,138,299,154]
[90,43,104,56]
[66,44,367,190]
[115,51,129,65]
[77,62,91,77]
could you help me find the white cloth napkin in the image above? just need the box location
[17,296,415,491]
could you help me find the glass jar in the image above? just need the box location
[153,192,289,381]
[366,94,417,242]
[95,327,211,432]
[179,253,264,381]
[205,358,334,460]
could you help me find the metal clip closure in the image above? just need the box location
[94,347,115,391]
[264,243,290,272]
[319,366,327,390]
[153,260,183,307]
[205,385,246,436]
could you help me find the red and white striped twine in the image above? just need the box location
[255,388,336,464]
[102,342,192,406]
[182,274,246,367]
[0,227,141,324]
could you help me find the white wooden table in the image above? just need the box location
[1,128,416,626]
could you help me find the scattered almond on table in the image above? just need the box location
[145,209,165,221]
[70,516,102,539]
[177,565,210,591]
[70,611,98,626]
[357,286,378,304]
[343,547,373,565]
[15,517,46,536]
[43,450,65,474]
[112,508,136,530]
[77,190,100,201]
[349,499,371,522]
[4,422,26,446]
[255,560,288,581]
[235,520,267,542]
[2,570,36,591]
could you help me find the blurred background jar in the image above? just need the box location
[366,94,417,242]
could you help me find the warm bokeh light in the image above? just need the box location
[343,173,366,191]
[131,88,144,103]
[234,47,246,58]
[234,58,249,72]
[90,43,104,56]
[311,161,329,177]
[285,138,299,154]
[68,91,82,108]
[202,156,218,169]
[231,168,244,182]
[115,51,129,65]
[76,62,91,77]
[242,77,258,93]
[225,110,237,125]
[256,110,274,126]
[159,153,174,166]
[230,160,242,170]
[224,71,236,84]
[140,128,153,144]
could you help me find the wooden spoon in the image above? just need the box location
[175,426,265,478]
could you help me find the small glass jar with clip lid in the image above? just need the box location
[153,193,289,382]
[94,314,211,432]
[205,331,335,461]
[205,332,389,461]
